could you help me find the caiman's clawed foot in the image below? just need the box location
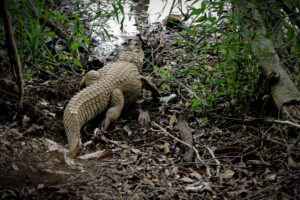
[100,118,111,131]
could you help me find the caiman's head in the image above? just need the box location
[80,70,100,88]
[118,41,144,67]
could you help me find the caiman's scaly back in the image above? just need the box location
[64,44,144,157]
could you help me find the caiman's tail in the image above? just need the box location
[63,82,111,157]
[63,110,81,158]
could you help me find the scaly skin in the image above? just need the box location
[64,46,143,158]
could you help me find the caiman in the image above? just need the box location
[64,43,159,157]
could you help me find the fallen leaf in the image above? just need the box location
[169,113,177,127]
[221,169,235,179]
[185,181,213,193]
[265,173,277,182]
[288,156,300,170]
[189,171,203,180]
[37,184,44,189]
[78,150,113,160]
[124,125,132,136]
[181,176,194,183]
[39,99,49,107]
[22,115,30,128]
[12,162,19,171]
[172,166,179,175]
[161,142,170,153]
[48,112,56,118]
[131,148,141,154]
[43,138,66,152]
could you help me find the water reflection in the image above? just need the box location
[85,0,201,61]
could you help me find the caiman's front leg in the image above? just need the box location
[140,76,161,98]
[80,68,109,88]
[100,88,124,131]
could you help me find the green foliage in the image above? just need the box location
[1,0,123,76]
[155,0,259,116]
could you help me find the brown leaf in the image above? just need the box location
[181,176,194,183]
[78,150,113,160]
[169,113,177,127]
[221,169,235,179]
[189,171,203,180]
[12,162,19,171]
[124,125,132,136]
[131,148,141,154]
[161,142,170,153]
[288,156,300,170]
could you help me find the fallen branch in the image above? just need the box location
[269,119,300,129]
[152,122,212,177]
[203,145,220,177]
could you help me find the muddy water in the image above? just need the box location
[81,0,201,62]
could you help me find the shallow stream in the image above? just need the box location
[80,0,201,62]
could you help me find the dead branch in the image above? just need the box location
[269,119,300,129]
[0,0,24,108]
[175,114,194,162]
[203,145,220,177]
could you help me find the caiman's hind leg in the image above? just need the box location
[140,76,161,98]
[100,89,124,131]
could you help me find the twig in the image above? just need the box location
[203,145,221,177]
[0,88,18,97]
[270,119,300,129]
[152,122,212,177]
[246,172,300,199]
[214,114,300,130]
[39,68,60,79]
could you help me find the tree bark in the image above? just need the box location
[235,1,300,122]
[0,0,24,108]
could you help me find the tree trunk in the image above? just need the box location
[235,1,300,122]
[0,0,24,108]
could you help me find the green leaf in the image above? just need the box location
[112,3,119,23]
[117,0,124,16]
[195,15,207,22]
[191,99,200,108]
[73,58,82,68]
[189,2,206,18]
[45,64,54,72]
[70,42,79,52]
[287,26,295,42]
[58,53,67,60]
[102,27,111,40]
[82,35,90,46]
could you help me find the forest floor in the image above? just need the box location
[1,16,300,200]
